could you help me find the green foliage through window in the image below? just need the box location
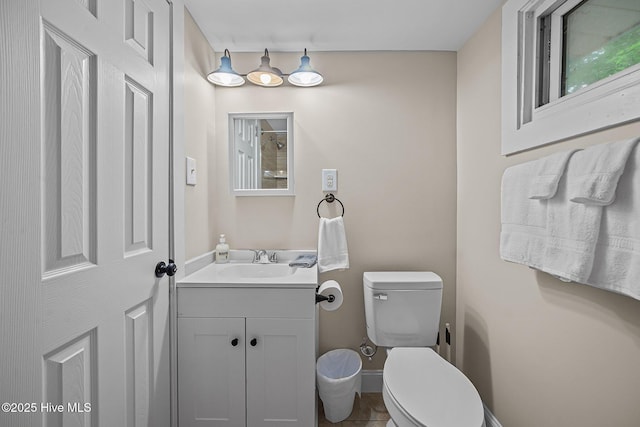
[564,23,640,95]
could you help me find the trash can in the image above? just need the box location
[316,349,362,423]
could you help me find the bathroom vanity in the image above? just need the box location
[177,254,318,427]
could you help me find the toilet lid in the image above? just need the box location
[363,272,443,290]
[383,348,484,427]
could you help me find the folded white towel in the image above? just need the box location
[586,143,640,300]
[318,216,350,273]
[568,137,640,206]
[541,154,604,283]
[528,149,580,199]
[500,161,547,270]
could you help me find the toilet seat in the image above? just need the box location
[383,347,485,427]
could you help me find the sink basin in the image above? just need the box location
[177,251,318,288]
[218,263,296,279]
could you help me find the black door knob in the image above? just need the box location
[231,338,239,347]
[155,259,177,278]
[250,338,257,347]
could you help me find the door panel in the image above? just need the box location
[234,119,259,189]
[0,0,172,426]
[43,330,97,427]
[125,0,155,64]
[124,77,154,256]
[41,20,98,276]
[125,300,153,427]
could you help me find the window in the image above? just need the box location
[502,0,640,154]
[562,0,640,95]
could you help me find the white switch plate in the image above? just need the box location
[186,157,197,185]
[322,169,337,191]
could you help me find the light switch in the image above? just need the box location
[186,157,197,186]
[322,169,337,192]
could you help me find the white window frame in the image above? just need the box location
[502,0,640,154]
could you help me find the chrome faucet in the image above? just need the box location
[252,249,269,264]
[251,249,278,264]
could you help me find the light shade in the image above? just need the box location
[288,49,323,87]
[247,49,283,87]
[207,49,245,87]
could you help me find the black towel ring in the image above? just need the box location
[317,193,345,218]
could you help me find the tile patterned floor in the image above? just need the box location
[318,393,390,427]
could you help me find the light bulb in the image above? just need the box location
[299,72,313,84]
[260,73,272,85]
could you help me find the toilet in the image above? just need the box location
[363,272,485,427]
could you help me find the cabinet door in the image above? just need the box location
[246,318,315,427]
[178,318,246,427]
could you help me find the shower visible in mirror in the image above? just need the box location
[228,112,294,196]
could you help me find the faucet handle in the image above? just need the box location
[269,251,278,263]
[249,249,262,263]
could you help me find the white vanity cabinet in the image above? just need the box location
[177,285,316,427]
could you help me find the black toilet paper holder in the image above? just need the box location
[315,286,336,304]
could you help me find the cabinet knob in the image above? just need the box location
[231,338,239,347]
[250,338,257,347]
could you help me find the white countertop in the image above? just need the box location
[178,250,318,288]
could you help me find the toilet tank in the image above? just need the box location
[363,272,442,347]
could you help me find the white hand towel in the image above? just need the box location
[586,143,640,300]
[318,216,350,273]
[528,149,580,199]
[500,161,548,270]
[541,154,603,283]
[568,137,640,206]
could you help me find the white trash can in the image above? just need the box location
[316,349,362,423]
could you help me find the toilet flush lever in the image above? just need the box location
[373,293,388,301]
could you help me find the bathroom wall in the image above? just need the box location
[212,51,458,368]
[457,7,640,427]
[184,11,217,260]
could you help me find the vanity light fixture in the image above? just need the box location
[209,48,323,88]
[288,49,323,87]
[207,49,245,87]
[247,49,284,87]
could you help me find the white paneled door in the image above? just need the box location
[1,1,172,426]
[233,119,260,190]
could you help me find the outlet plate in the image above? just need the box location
[322,169,337,192]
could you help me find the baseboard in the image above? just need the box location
[184,250,215,276]
[361,370,383,393]
[484,404,503,427]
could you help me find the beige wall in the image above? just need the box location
[184,11,216,260]
[457,7,640,427]
[212,51,458,368]
[184,4,640,422]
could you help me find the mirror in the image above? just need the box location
[229,112,294,196]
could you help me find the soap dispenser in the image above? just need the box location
[215,234,229,263]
